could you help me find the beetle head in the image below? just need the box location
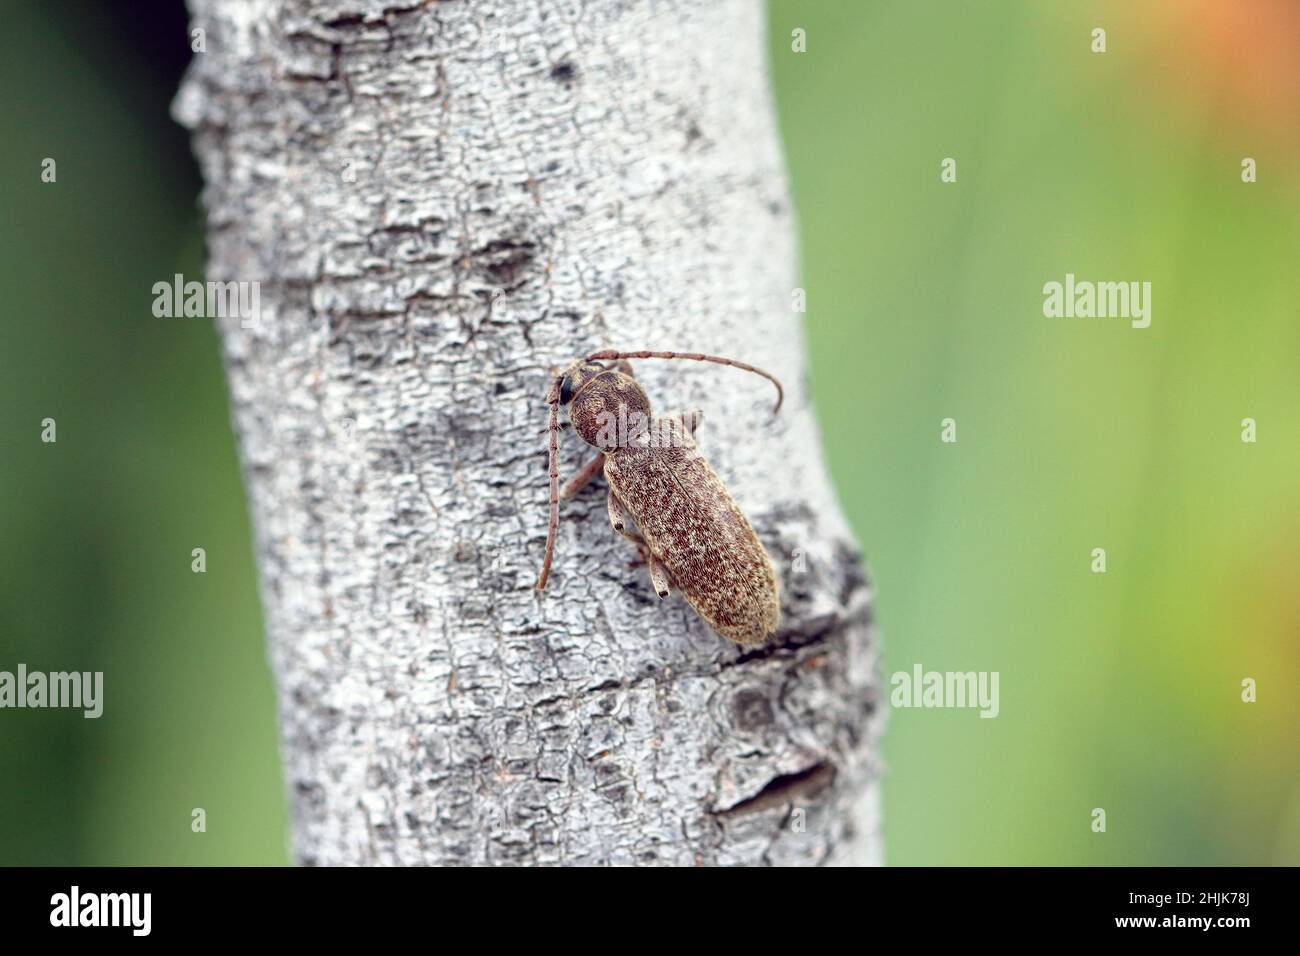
[552,360,606,407]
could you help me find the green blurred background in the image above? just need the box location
[1,1,1295,865]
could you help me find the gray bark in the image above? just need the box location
[175,0,881,866]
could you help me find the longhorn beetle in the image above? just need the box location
[535,350,784,644]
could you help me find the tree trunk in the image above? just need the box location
[174,0,881,866]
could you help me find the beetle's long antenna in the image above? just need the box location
[535,376,563,590]
[584,349,784,414]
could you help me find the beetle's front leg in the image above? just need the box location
[561,453,605,499]
[607,488,670,598]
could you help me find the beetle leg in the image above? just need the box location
[644,551,670,598]
[652,410,703,452]
[561,453,605,499]
[658,409,703,436]
[606,486,632,534]
[607,490,670,598]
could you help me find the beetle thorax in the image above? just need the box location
[568,371,653,452]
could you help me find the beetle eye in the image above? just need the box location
[558,376,575,405]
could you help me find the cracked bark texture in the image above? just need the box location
[174,0,882,866]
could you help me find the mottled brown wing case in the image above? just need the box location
[604,421,780,644]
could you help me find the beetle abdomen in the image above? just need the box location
[604,429,780,644]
